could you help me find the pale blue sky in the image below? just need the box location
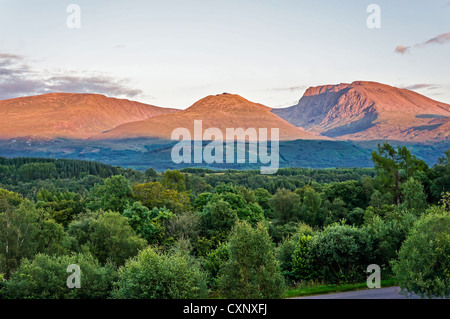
[1,0,449,108]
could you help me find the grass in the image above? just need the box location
[284,278,397,298]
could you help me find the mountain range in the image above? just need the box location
[0,81,448,170]
[0,81,448,143]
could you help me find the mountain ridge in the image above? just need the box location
[93,93,326,141]
[0,93,178,139]
[272,81,450,141]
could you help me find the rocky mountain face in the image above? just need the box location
[272,81,450,141]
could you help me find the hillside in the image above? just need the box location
[0,93,178,139]
[272,81,450,142]
[94,93,326,141]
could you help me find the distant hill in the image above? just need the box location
[94,93,326,141]
[1,137,447,171]
[272,81,450,142]
[0,93,178,139]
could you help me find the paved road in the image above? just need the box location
[292,286,424,299]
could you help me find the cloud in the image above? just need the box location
[395,32,450,55]
[269,85,308,92]
[420,32,450,46]
[401,83,439,91]
[0,52,144,100]
[45,76,143,98]
[394,45,410,55]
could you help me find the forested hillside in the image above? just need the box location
[0,143,449,299]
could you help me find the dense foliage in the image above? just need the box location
[0,143,448,298]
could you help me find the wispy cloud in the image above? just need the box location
[419,32,450,46]
[269,85,308,92]
[394,45,411,55]
[395,32,450,55]
[45,75,143,97]
[400,83,439,91]
[0,52,144,100]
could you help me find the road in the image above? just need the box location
[292,286,425,299]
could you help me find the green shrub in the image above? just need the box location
[2,253,117,299]
[392,207,449,298]
[113,247,208,299]
[218,221,285,298]
[292,235,313,281]
[68,211,146,265]
[309,222,374,283]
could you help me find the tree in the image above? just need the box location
[36,189,84,227]
[203,243,230,287]
[392,207,449,298]
[1,253,117,299]
[86,175,133,213]
[236,202,265,226]
[322,180,368,210]
[254,188,273,218]
[123,202,175,245]
[269,189,301,224]
[364,213,416,271]
[162,170,186,192]
[144,167,158,180]
[430,150,450,203]
[399,177,428,214]
[218,221,285,299]
[132,181,190,214]
[276,237,297,283]
[369,190,392,209]
[0,188,23,212]
[322,197,348,226]
[372,142,427,205]
[0,201,69,279]
[300,186,322,226]
[200,198,238,241]
[17,162,57,181]
[309,222,374,283]
[113,247,208,299]
[292,235,313,281]
[68,211,146,265]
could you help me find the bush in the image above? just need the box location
[292,235,313,281]
[309,222,374,283]
[218,221,285,298]
[0,201,70,278]
[1,253,117,299]
[113,247,208,299]
[276,237,297,283]
[203,243,230,288]
[364,212,416,272]
[392,207,449,298]
[123,202,175,245]
[68,211,146,265]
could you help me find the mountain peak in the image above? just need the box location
[273,81,450,142]
[187,93,270,113]
[95,93,326,141]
